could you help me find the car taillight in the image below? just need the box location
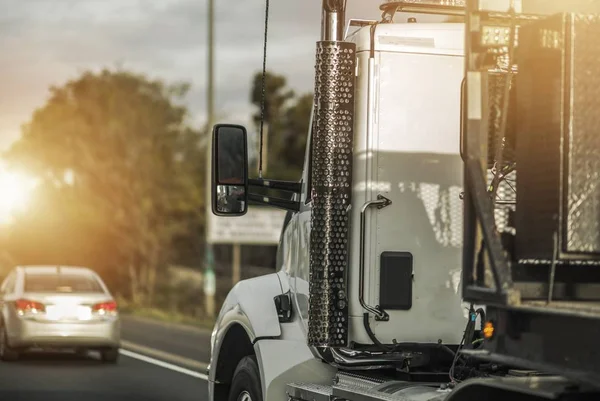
[15,299,45,314]
[92,301,117,314]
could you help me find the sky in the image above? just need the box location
[0,0,385,151]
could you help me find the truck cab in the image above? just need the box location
[207,11,469,401]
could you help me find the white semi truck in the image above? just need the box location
[206,1,600,401]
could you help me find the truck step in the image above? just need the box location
[334,380,418,401]
[287,373,449,401]
[336,372,385,389]
[286,383,333,401]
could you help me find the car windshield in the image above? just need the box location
[24,273,104,293]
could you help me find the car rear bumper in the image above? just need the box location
[9,317,121,349]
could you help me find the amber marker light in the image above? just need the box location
[483,321,495,339]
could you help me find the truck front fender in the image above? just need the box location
[208,273,284,391]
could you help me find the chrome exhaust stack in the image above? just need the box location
[307,0,356,348]
[321,0,346,41]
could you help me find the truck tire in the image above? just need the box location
[228,356,263,401]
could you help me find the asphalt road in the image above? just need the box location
[121,315,212,367]
[0,315,212,401]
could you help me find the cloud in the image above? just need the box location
[0,0,328,150]
[0,0,435,150]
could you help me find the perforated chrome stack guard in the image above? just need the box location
[308,40,356,347]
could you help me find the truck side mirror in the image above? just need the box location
[211,124,249,217]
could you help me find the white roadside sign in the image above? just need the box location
[207,207,287,245]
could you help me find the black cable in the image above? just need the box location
[464,310,477,348]
[449,330,465,383]
[450,304,475,383]
[363,313,392,352]
[258,0,270,178]
[476,308,486,331]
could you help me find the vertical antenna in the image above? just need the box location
[258,0,270,178]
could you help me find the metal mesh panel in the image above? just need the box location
[565,14,600,253]
[308,41,356,347]
[516,13,600,260]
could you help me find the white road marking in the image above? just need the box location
[121,340,208,371]
[120,349,209,381]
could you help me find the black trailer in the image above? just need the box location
[460,0,600,391]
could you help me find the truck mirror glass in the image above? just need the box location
[212,124,249,216]
[215,184,246,215]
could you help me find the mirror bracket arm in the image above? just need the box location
[248,193,301,212]
[248,179,302,194]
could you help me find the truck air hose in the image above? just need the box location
[363,313,456,358]
[363,313,393,352]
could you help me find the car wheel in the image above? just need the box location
[101,347,119,364]
[0,327,19,362]
[75,348,89,358]
[228,356,262,401]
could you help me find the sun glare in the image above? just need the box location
[0,165,38,224]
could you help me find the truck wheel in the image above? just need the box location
[228,356,262,401]
[0,327,19,362]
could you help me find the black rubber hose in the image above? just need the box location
[363,313,393,352]
[476,308,486,331]
[363,313,456,357]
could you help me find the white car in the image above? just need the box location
[0,265,121,362]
